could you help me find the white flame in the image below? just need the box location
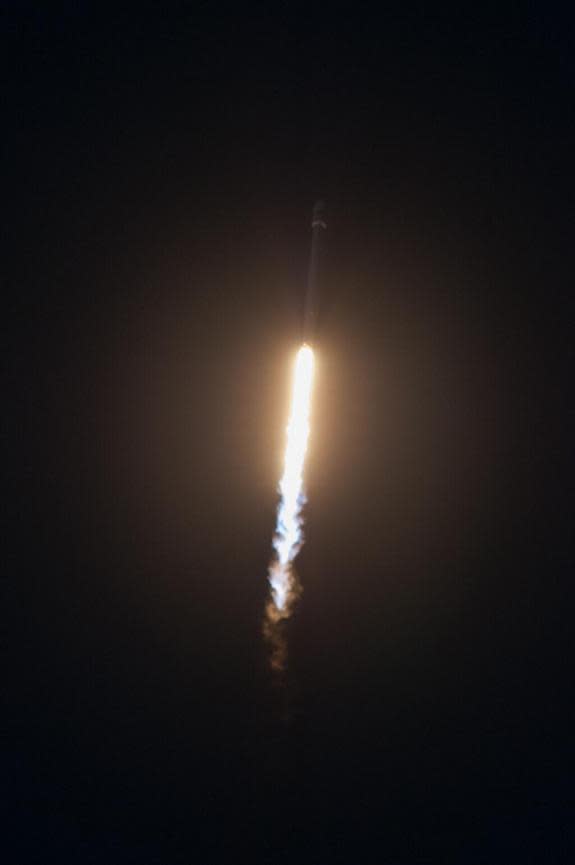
[267,344,315,618]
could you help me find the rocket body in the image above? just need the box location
[303,200,327,345]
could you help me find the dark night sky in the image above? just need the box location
[2,4,574,863]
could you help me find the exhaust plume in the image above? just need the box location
[264,344,315,671]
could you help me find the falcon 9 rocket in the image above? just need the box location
[303,200,327,345]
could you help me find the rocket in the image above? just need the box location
[303,200,327,345]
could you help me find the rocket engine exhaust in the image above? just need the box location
[263,344,314,671]
[263,203,325,672]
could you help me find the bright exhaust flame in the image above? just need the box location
[264,344,315,671]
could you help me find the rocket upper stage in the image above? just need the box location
[312,200,327,230]
[303,201,327,345]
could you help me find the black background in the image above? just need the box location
[3,4,574,863]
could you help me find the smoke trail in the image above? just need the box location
[264,344,315,671]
